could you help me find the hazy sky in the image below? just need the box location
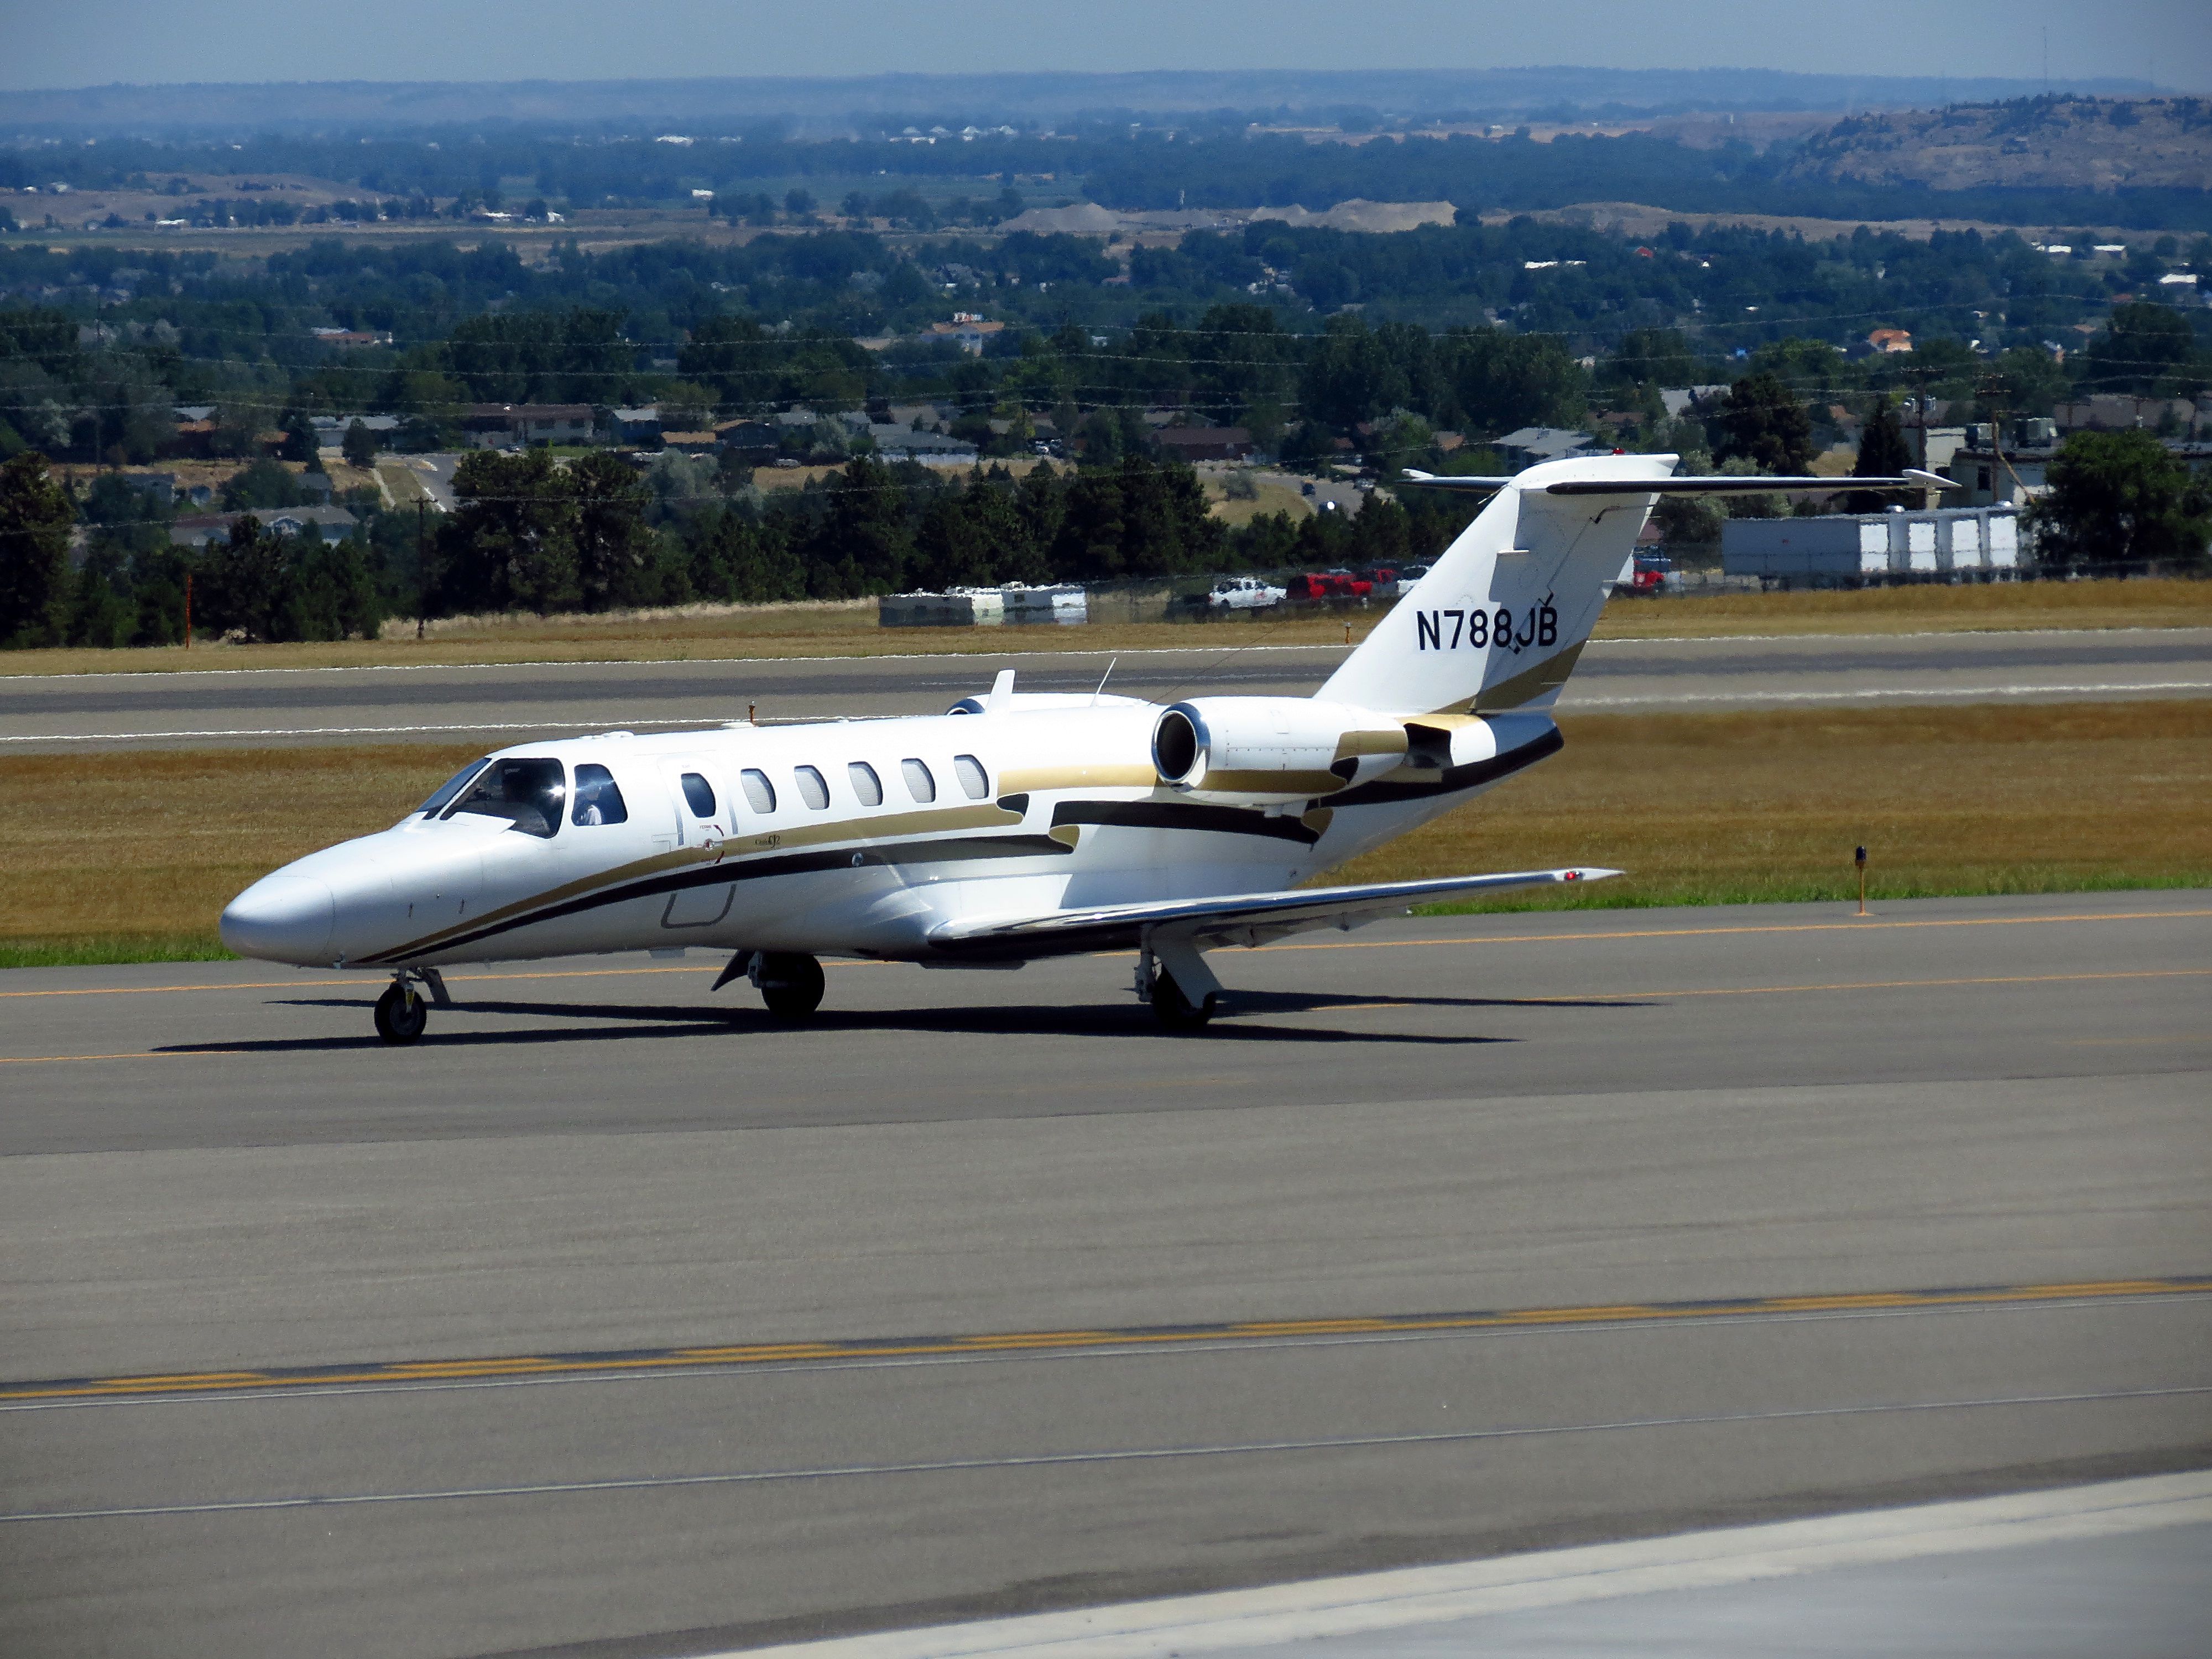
[5,0,2209,91]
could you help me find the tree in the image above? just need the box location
[437,448,578,613]
[0,452,76,647]
[2081,303,2203,397]
[2028,429,2212,575]
[280,411,319,466]
[341,419,379,469]
[567,449,658,609]
[1845,395,1913,513]
[196,515,289,642]
[220,458,311,512]
[1711,373,1814,474]
[784,187,816,218]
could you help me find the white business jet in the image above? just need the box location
[222,454,1949,1041]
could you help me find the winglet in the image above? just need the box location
[985,668,1016,713]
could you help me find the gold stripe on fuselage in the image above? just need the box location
[378,800,1027,962]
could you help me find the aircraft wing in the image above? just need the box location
[928,866,1620,961]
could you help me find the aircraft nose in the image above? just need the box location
[220,874,336,964]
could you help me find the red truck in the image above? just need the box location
[1285,570,1374,601]
[1618,552,1673,596]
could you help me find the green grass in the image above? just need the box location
[0,934,237,970]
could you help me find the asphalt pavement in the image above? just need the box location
[2,890,2206,1657]
[3,627,2206,749]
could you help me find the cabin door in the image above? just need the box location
[659,758,732,928]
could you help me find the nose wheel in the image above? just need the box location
[374,979,428,1045]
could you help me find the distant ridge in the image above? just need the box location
[0,67,2168,137]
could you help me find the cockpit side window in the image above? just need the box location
[444,757,566,838]
[415,758,490,817]
[572,763,628,826]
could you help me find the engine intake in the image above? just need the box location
[1151,698,1408,805]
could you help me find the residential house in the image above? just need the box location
[461,404,596,448]
[714,420,781,463]
[1154,426,1256,463]
[1494,427,1599,468]
[169,506,359,549]
[609,406,663,445]
[1864,327,1914,355]
[921,313,1008,356]
[311,413,401,451]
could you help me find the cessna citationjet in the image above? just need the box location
[221,455,1948,1041]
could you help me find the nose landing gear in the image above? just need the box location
[373,968,448,1045]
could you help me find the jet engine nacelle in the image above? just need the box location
[1152,697,1408,805]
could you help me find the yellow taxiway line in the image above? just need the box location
[6,1276,2203,1405]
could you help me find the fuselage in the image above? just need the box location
[219,698,1560,972]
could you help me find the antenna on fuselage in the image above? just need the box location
[1092,656,1118,705]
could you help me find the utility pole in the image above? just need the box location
[183,570,191,651]
[415,497,428,640]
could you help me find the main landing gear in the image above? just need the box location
[373,969,448,1045]
[713,951,827,1021]
[1137,935,1221,1031]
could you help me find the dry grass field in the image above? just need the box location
[2,578,2205,680]
[3,702,2203,967]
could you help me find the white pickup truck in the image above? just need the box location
[1205,575,1287,611]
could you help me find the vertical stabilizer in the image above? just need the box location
[1318,454,1673,716]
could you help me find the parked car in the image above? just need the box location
[1206,575,1287,612]
[1299,480,1316,497]
[1285,571,1374,602]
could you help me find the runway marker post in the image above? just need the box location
[1856,844,1869,916]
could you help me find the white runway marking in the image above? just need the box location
[1565,679,2212,707]
[1,1383,2201,1525]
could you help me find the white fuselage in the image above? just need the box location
[220,699,1558,972]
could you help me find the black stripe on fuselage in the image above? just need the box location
[1326,726,1563,807]
[1050,800,1322,845]
[372,833,1074,964]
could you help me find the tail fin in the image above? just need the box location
[1318,453,1674,717]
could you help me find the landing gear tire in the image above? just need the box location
[755,952,826,1021]
[374,980,427,1045]
[1151,972,1218,1031]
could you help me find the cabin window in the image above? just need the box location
[794,765,831,811]
[739,769,776,815]
[848,761,883,806]
[571,763,628,826]
[953,754,989,800]
[416,758,488,817]
[679,772,717,817]
[444,756,566,838]
[901,758,936,803]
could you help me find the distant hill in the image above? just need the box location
[1788,97,2212,192]
[0,67,2166,138]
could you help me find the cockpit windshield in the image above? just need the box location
[442,757,567,838]
[415,758,490,818]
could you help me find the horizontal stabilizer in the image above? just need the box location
[931,866,1620,960]
[1402,467,1957,495]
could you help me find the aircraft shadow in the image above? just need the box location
[205,990,1552,1048]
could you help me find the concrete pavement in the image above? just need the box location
[1,891,2206,1656]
